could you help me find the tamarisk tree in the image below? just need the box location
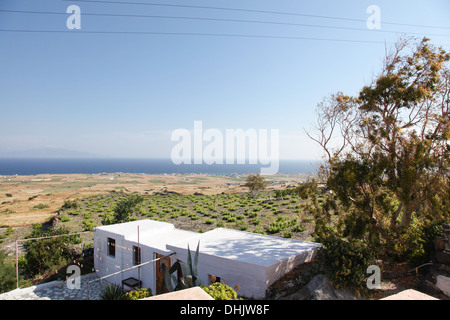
[308,37,449,243]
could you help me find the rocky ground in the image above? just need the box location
[266,259,450,300]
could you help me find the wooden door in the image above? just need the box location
[155,253,171,294]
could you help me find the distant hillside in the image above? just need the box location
[0,147,100,158]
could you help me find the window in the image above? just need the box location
[133,246,141,265]
[107,237,115,257]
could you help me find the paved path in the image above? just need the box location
[0,273,111,300]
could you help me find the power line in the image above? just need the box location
[0,28,393,44]
[1,9,449,38]
[64,0,450,31]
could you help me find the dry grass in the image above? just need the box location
[0,173,311,227]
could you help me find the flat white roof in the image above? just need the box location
[95,220,322,266]
[167,228,322,267]
[95,220,198,251]
[95,219,174,237]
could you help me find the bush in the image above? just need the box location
[82,219,96,231]
[125,288,152,300]
[201,282,241,300]
[33,203,50,210]
[393,220,444,267]
[23,225,81,276]
[283,231,293,238]
[316,233,374,295]
[0,249,16,294]
[62,200,78,210]
[292,224,306,232]
[113,194,144,223]
[100,284,127,300]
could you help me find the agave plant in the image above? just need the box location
[99,283,127,300]
[161,241,203,292]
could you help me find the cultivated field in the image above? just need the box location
[0,173,316,250]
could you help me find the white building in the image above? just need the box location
[93,219,321,299]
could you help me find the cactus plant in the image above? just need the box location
[161,241,203,292]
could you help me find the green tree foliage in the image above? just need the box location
[61,199,78,210]
[245,174,267,198]
[0,249,16,294]
[112,194,144,224]
[23,225,81,276]
[315,230,374,295]
[308,37,450,260]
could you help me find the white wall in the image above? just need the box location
[265,246,318,287]
[94,221,322,299]
[93,228,174,294]
[170,248,268,299]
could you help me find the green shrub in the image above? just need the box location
[82,212,92,220]
[226,216,236,223]
[237,222,248,231]
[82,219,96,231]
[113,194,144,223]
[216,220,225,228]
[158,211,167,218]
[100,284,127,300]
[283,231,293,238]
[33,203,50,210]
[0,249,16,294]
[201,282,241,300]
[62,200,78,210]
[125,288,152,300]
[393,220,444,267]
[292,224,306,232]
[253,228,265,235]
[23,225,81,276]
[316,233,373,294]
[180,209,190,216]
[266,217,290,234]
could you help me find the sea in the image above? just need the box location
[0,158,319,176]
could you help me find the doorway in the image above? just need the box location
[155,253,171,294]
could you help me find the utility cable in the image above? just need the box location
[0,9,449,38]
[64,0,450,31]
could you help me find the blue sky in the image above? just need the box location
[1,0,449,160]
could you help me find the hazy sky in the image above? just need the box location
[1,0,449,160]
